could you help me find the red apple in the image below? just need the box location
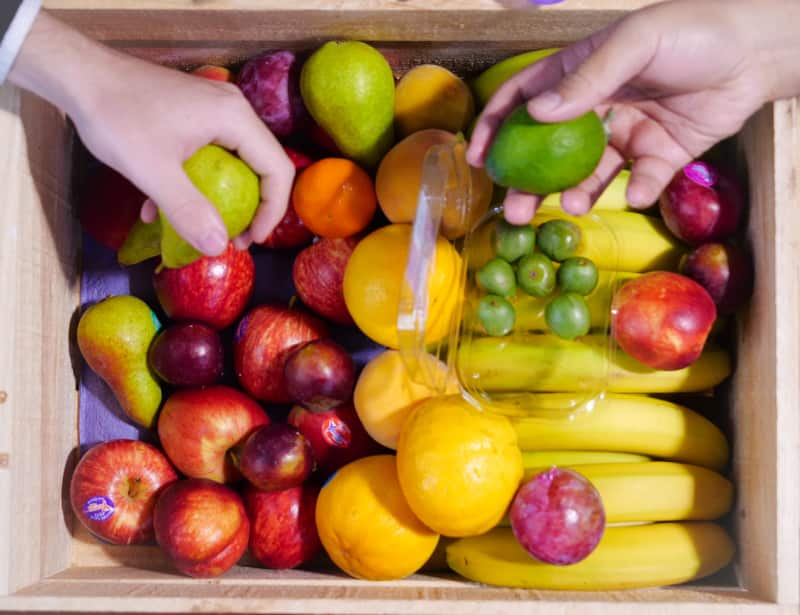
[233,305,328,403]
[237,50,309,138]
[78,164,145,250]
[293,237,357,325]
[158,385,269,483]
[192,64,233,82]
[153,242,254,330]
[70,440,178,545]
[147,323,225,387]
[611,271,717,370]
[680,243,753,316]
[236,423,315,491]
[154,478,249,578]
[284,339,356,413]
[659,161,744,246]
[243,484,321,569]
[288,402,381,478]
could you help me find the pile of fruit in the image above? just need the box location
[72,41,752,589]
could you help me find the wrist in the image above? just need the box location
[8,11,115,118]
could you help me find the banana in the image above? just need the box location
[457,335,731,395]
[467,209,684,273]
[502,393,729,470]
[521,462,733,522]
[539,170,641,213]
[533,209,685,272]
[471,48,560,107]
[446,522,735,590]
[522,450,650,471]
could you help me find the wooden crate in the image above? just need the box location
[1,2,798,613]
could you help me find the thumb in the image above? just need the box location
[141,163,229,257]
[527,20,655,122]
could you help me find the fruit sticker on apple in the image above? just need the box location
[70,440,178,545]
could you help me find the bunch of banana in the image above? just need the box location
[447,523,735,590]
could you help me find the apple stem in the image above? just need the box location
[127,477,142,499]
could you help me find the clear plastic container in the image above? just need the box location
[397,139,623,420]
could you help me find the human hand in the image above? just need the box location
[10,12,294,255]
[467,0,800,224]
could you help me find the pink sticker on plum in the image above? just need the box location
[322,417,352,448]
[683,161,717,187]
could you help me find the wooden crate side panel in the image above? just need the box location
[771,98,800,606]
[0,86,80,595]
[42,1,659,10]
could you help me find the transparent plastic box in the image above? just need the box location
[397,139,624,420]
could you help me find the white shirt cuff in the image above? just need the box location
[0,0,43,84]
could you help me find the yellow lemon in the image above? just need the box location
[397,395,523,537]
[343,224,462,349]
[315,455,439,580]
[353,350,460,449]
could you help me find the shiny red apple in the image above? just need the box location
[680,243,753,316]
[153,242,255,330]
[284,339,356,413]
[292,237,357,325]
[78,164,145,250]
[147,323,224,387]
[243,484,321,569]
[659,161,744,246]
[287,402,381,478]
[70,440,178,545]
[154,478,249,578]
[233,305,328,403]
[157,385,269,483]
[236,423,315,491]
[611,271,717,370]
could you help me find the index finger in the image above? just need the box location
[216,102,296,243]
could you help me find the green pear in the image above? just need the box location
[77,295,162,429]
[117,218,162,266]
[301,41,395,168]
[160,144,259,268]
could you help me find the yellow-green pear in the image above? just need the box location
[301,41,395,168]
[77,295,162,429]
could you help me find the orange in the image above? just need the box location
[292,158,377,238]
[315,455,440,580]
[342,224,462,349]
[375,130,493,240]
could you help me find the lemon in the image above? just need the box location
[396,395,523,537]
[485,105,607,196]
[343,224,462,349]
[315,455,439,580]
[353,350,460,449]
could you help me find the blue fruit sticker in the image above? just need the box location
[150,310,162,332]
[322,417,352,448]
[234,313,251,344]
[83,496,115,522]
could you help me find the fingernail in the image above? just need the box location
[200,227,228,255]
[529,91,563,115]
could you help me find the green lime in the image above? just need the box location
[545,293,591,340]
[476,258,516,297]
[493,219,537,263]
[477,295,516,337]
[517,253,556,298]
[537,219,582,262]
[484,105,607,195]
[557,257,599,295]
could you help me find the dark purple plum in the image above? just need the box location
[680,242,753,315]
[148,323,224,387]
[284,339,355,413]
[237,50,309,138]
[510,467,605,566]
[236,423,315,492]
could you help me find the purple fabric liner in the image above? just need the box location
[78,233,384,453]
